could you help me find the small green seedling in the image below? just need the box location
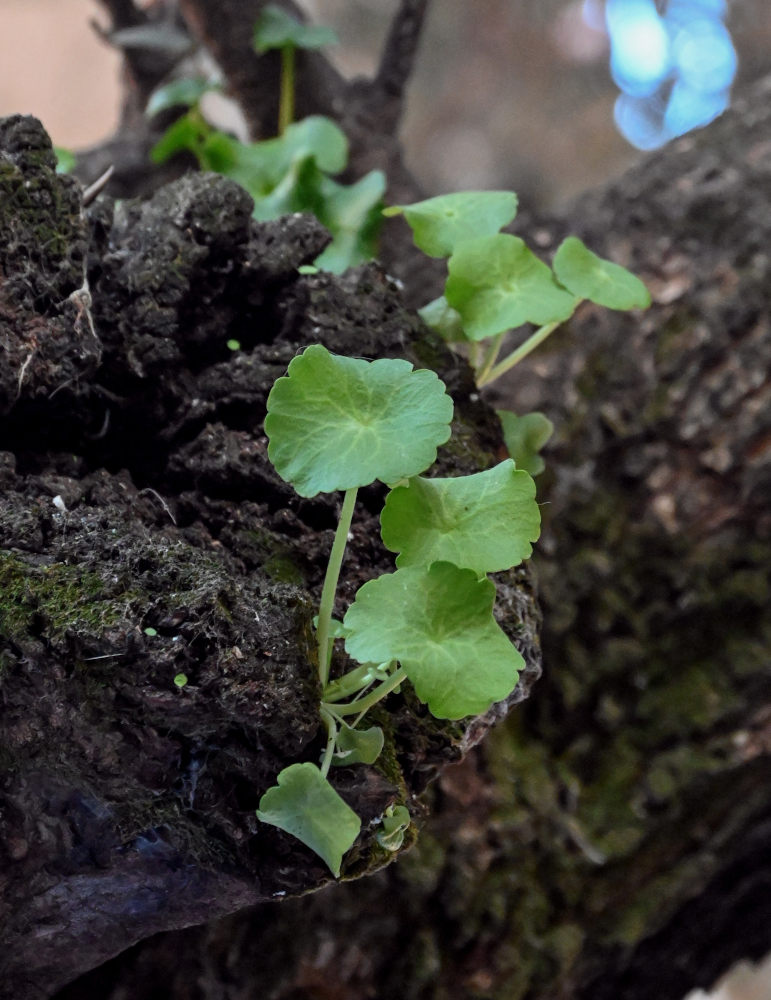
[387,191,650,473]
[256,344,541,874]
[376,805,411,852]
[149,99,384,273]
[253,4,338,134]
[54,146,76,175]
[497,411,555,477]
[174,673,188,689]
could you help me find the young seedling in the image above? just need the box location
[253,4,338,134]
[386,191,650,471]
[256,345,541,875]
[149,88,384,273]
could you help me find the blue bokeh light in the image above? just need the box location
[601,0,737,149]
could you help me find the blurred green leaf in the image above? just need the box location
[497,410,554,476]
[553,236,651,310]
[417,296,468,343]
[54,147,76,175]
[314,170,386,273]
[146,78,219,117]
[254,4,338,52]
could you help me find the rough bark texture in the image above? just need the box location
[0,116,541,999]
[2,0,771,995]
[46,72,771,1000]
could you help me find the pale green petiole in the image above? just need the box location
[477,315,577,387]
[321,665,407,717]
[474,331,506,385]
[317,487,358,686]
[322,662,389,703]
[319,706,338,778]
[278,46,295,133]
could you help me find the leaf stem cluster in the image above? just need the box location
[255,345,542,875]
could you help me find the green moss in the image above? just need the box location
[0,551,132,648]
[263,554,305,586]
[240,529,308,586]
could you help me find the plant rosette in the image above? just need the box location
[256,344,540,875]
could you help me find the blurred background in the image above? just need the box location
[0,1,770,996]
[1,0,770,209]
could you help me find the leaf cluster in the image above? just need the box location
[256,345,541,874]
[387,192,651,473]
[147,6,383,273]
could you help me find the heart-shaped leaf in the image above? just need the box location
[381,460,540,574]
[553,236,651,310]
[254,4,338,52]
[445,234,578,340]
[265,345,453,497]
[497,410,554,476]
[256,763,360,877]
[384,191,518,258]
[332,724,385,766]
[343,562,523,719]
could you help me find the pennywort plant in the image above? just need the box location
[385,192,651,471]
[255,344,541,875]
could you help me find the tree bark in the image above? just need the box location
[2,1,770,996]
[50,71,771,1000]
[0,115,540,999]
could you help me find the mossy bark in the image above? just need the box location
[0,116,540,998]
[46,74,771,1000]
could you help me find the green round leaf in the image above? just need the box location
[173,673,188,689]
[265,345,454,497]
[497,410,554,476]
[343,562,523,720]
[384,191,518,258]
[332,724,385,766]
[256,763,360,877]
[445,234,578,340]
[381,460,540,574]
[553,236,651,310]
[254,4,338,52]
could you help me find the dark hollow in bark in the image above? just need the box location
[0,115,541,999]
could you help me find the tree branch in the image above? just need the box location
[372,0,432,133]
[94,0,189,123]
[176,0,347,137]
